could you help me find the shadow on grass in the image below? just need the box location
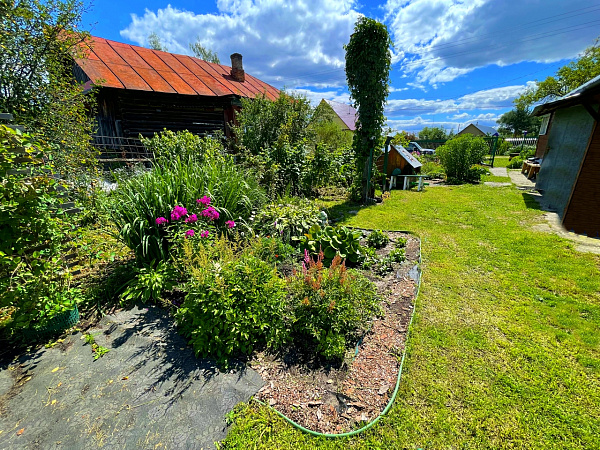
[322,198,370,224]
[521,192,543,211]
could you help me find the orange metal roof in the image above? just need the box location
[75,36,279,100]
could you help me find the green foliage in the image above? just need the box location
[436,135,489,183]
[253,199,322,243]
[0,126,74,331]
[293,224,363,264]
[418,126,448,141]
[497,106,541,136]
[147,32,168,51]
[108,156,265,265]
[389,247,406,262]
[176,242,290,360]
[140,130,223,163]
[120,261,177,304]
[0,0,98,180]
[189,38,220,64]
[248,237,298,267]
[345,17,392,201]
[366,229,389,249]
[83,333,111,360]
[288,254,381,360]
[506,146,537,169]
[516,38,600,107]
[395,236,408,248]
[420,161,445,178]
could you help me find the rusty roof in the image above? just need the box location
[75,36,279,100]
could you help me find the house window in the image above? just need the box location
[539,114,550,135]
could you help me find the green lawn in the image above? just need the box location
[222,183,600,449]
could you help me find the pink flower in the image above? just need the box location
[197,196,211,206]
[155,217,168,225]
[184,214,198,223]
[185,229,195,239]
[200,230,210,238]
[171,205,188,221]
[304,249,310,265]
[225,220,235,229]
[201,207,220,221]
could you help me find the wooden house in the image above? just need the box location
[73,36,279,150]
[376,144,422,177]
[532,74,600,237]
[457,123,498,136]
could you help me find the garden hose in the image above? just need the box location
[253,231,422,438]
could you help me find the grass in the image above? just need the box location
[221,183,600,449]
[492,155,511,168]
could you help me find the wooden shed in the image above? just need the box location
[73,36,279,152]
[532,74,600,237]
[376,144,422,176]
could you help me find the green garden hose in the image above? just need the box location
[253,231,422,438]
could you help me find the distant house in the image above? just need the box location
[457,123,498,136]
[73,36,279,147]
[318,99,357,132]
[531,74,600,237]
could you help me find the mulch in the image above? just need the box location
[250,232,420,434]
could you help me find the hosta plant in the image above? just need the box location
[293,224,363,265]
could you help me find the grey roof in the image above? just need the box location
[392,144,422,169]
[323,99,357,131]
[532,73,600,116]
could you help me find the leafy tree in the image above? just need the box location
[497,106,541,136]
[345,17,392,201]
[390,131,410,147]
[0,0,97,179]
[418,126,447,141]
[516,38,600,107]
[147,32,168,51]
[189,39,220,64]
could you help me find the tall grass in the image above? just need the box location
[108,156,265,264]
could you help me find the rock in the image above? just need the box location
[378,384,391,395]
[268,398,277,406]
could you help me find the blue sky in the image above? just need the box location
[83,0,600,134]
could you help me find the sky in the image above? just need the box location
[82,0,600,135]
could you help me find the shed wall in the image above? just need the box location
[535,105,595,219]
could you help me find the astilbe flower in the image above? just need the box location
[200,230,210,238]
[155,217,168,225]
[197,196,211,206]
[184,214,198,223]
[185,229,195,239]
[225,220,235,229]
[171,205,188,221]
[201,206,220,221]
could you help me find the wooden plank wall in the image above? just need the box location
[563,120,600,237]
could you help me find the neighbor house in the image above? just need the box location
[531,74,600,237]
[318,99,357,132]
[457,123,498,136]
[73,36,279,148]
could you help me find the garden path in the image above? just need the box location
[0,306,263,449]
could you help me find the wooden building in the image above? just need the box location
[376,144,422,177]
[532,74,600,237]
[457,123,498,137]
[73,36,279,150]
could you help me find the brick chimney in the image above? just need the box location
[230,53,245,82]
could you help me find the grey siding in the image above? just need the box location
[535,106,595,218]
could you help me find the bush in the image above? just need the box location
[436,135,488,183]
[507,146,536,169]
[108,156,265,265]
[420,161,445,179]
[141,129,223,163]
[176,240,290,360]
[366,230,389,249]
[288,254,381,360]
[253,199,322,243]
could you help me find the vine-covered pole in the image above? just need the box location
[344,17,392,202]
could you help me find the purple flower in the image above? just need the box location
[184,214,198,223]
[201,207,220,221]
[225,220,235,229]
[304,249,310,265]
[171,205,188,221]
[197,196,211,206]
[155,217,168,225]
[185,229,195,239]
[200,230,210,238]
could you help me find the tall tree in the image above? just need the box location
[418,126,447,141]
[0,0,97,179]
[147,32,168,51]
[497,106,541,136]
[345,17,392,201]
[189,39,220,64]
[516,38,600,107]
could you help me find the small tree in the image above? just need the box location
[436,135,488,184]
[189,39,220,64]
[345,17,392,201]
[148,32,168,51]
[497,106,541,136]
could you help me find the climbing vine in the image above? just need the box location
[344,17,392,201]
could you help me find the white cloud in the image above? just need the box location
[120,1,359,88]
[384,0,600,85]
[288,88,351,105]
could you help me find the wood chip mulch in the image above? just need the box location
[250,232,420,434]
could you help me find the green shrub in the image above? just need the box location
[420,161,445,178]
[288,254,381,360]
[249,236,298,266]
[293,224,363,265]
[108,157,265,265]
[253,199,322,243]
[120,261,177,305]
[395,237,408,248]
[389,247,406,262]
[176,242,290,360]
[366,230,389,249]
[141,129,223,163]
[507,146,537,169]
[436,134,488,183]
